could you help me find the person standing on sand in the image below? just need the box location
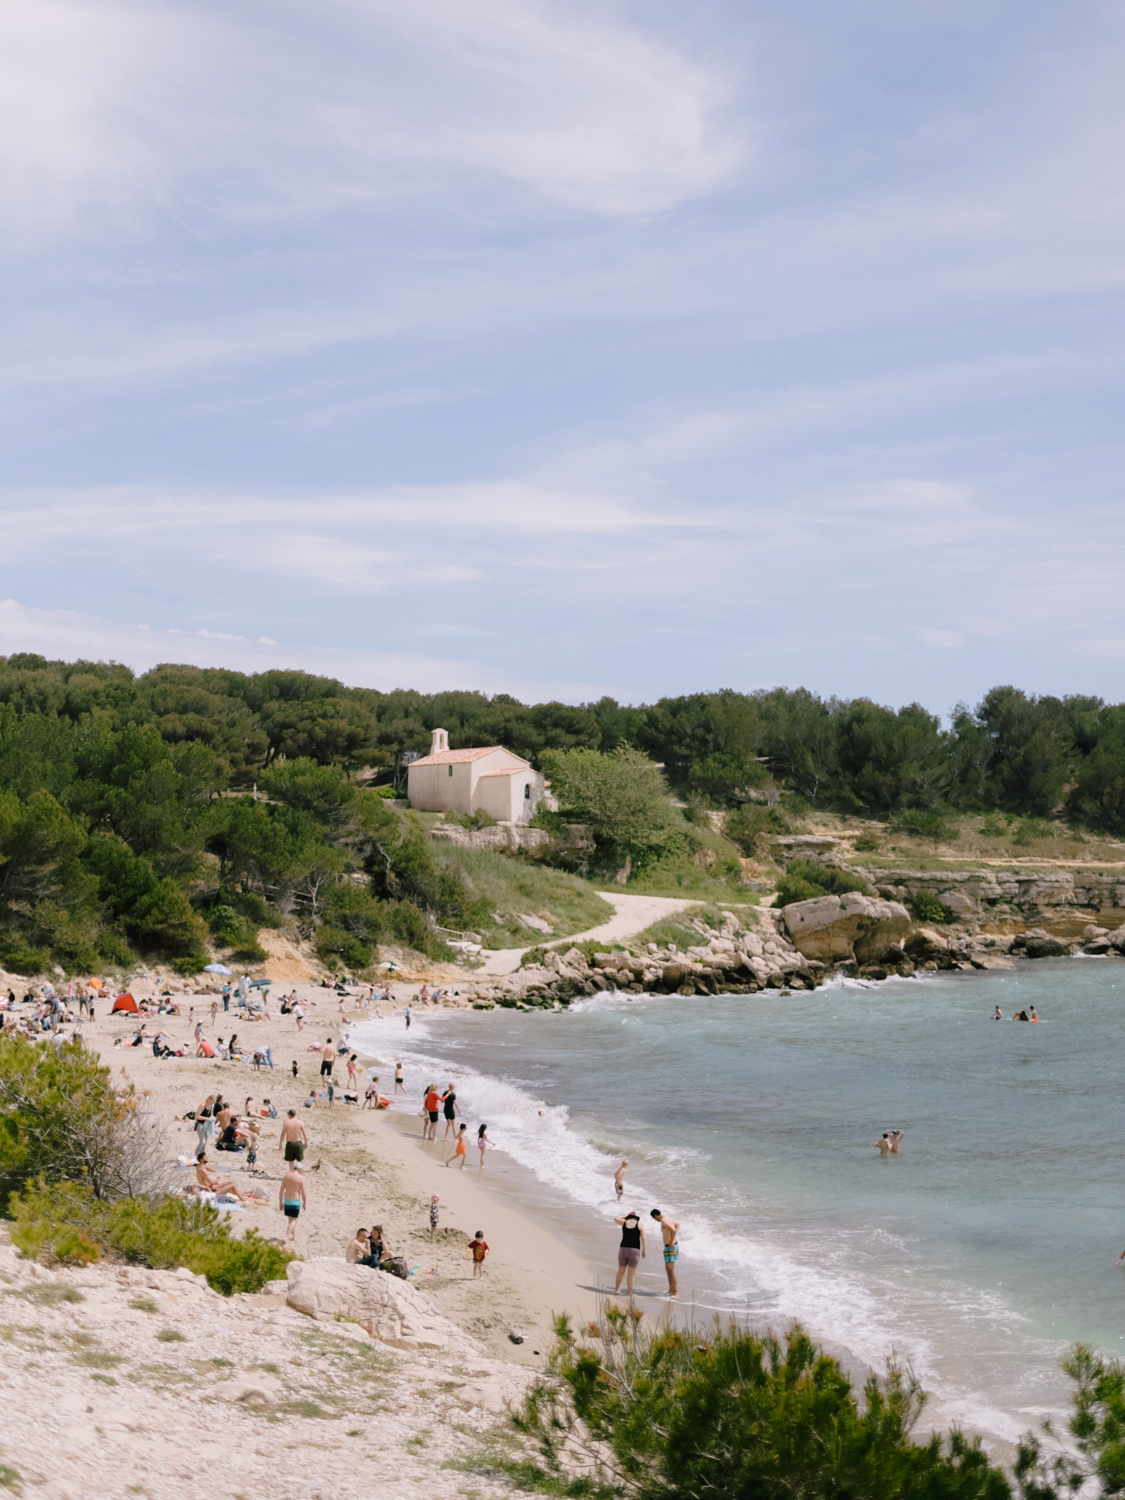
[477,1123,492,1169]
[442,1083,459,1139]
[613,1211,646,1298]
[279,1109,308,1163]
[445,1123,469,1169]
[614,1160,629,1201]
[320,1038,335,1078]
[651,1209,680,1299]
[423,1084,441,1140]
[279,1164,306,1241]
[394,1062,405,1094]
[294,1002,304,1033]
[405,1005,411,1029]
[467,1230,489,1278]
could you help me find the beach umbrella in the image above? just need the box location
[203,964,233,976]
[377,961,399,970]
[87,978,104,990]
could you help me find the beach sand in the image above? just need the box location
[90,982,600,1365]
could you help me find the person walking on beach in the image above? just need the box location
[279,1164,306,1242]
[477,1123,492,1170]
[320,1038,335,1078]
[614,1211,645,1298]
[279,1109,308,1163]
[467,1230,489,1278]
[442,1083,459,1139]
[405,1005,411,1029]
[445,1123,469,1169]
[651,1210,680,1299]
[394,1062,405,1095]
[614,1160,629,1201]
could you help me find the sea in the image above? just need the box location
[351,956,1125,1446]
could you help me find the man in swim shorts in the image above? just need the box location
[875,1132,891,1156]
[320,1038,335,1076]
[279,1108,308,1162]
[651,1209,681,1299]
[279,1163,306,1241]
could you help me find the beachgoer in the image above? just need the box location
[363,1079,377,1110]
[369,1224,386,1263]
[614,1160,629,1201]
[209,1001,218,1027]
[423,1084,441,1140]
[890,1130,905,1153]
[651,1209,680,1299]
[1030,1007,1039,1022]
[993,1006,1003,1020]
[442,1083,459,1139]
[875,1132,891,1156]
[347,1054,358,1090]
[477,1123,492,1168]
[346,1228,379,1267]
[429,1194,440,1241]
[195,1154,254,1204]
[445,1123,469,1170]
[405,1006,411,1029]
[294,1003,304,1032]
[279,1164,306,1241]
[468,1230,489,1278]
[320,1038,334,1076]
[613,1211,645,1298]
[394,1062,405,1094]
[291,1059,299,1078]
[279,1108,309,1162]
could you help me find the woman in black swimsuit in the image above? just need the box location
[613,1211,646,1298]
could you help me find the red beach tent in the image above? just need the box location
[111,992,139,1014]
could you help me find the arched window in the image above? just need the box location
[524,783,531,798]
[448,765,453,777]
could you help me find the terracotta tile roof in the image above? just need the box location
[409,746,529,768]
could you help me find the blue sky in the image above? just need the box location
[2,0,1124,716]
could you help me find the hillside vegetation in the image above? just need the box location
[3,653,1125,976]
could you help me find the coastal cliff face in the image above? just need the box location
[858,867,1125,934]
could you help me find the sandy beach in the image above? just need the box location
[88,981,601,1367]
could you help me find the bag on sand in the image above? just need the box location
[380,1256,410,1281]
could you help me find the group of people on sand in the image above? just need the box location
[612,1208,681,1301]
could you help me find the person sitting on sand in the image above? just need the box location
[346,1228,379,1267]
[195,1154,255,1204]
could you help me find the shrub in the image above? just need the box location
[776,859,870,908]
[890,809,960,845]
[910,892,955,924]
[512,1311,1012,1500]
[854,831,880,851]
[725,803,784,855]
[9,1180,292,1295]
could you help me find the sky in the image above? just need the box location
[2,0,1124,718]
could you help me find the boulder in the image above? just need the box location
[1012,929,1069,959]
[782,893,912,964]
[286,1259,484,1356]
[211,1374,284,1406]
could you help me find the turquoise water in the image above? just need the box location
[353,958,1125,1441]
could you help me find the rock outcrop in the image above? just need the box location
[429,822,551,853]
[286,1258,485,1357]
[781,893,912,964]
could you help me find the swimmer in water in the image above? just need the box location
[993,1006,1003,1020]
[614,1159,629,1200]
[889,1130,904,1153]
[1029,1007,1039,1022]
[875,1132,891,1156]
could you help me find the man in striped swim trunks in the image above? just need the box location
[651,1209,680,1300]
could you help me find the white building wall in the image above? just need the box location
[407,760,474,813]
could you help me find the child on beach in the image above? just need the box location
[429,1194,440,1240]
[445,1123,469,1169]
[467,1230,489,1278]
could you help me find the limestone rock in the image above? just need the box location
[211,1374,284,1406]
[286,1259,485,1356]
[782,893,911,964]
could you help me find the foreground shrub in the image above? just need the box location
[10,1180,291,1295]
[0,1036,172,1212]
[513,1311,1010,1500]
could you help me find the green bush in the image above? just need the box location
[314,924,372,970]
[725,804,783,856]
[513,1313,1011,1500]
[890,809,960,845]
[910,892,954,924]
[776,859,870,908]
[854,830,880,851]
[10,1180,292,1295]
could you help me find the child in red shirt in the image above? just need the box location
[468,1230,489,1278]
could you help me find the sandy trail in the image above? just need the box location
[479,890,698,975]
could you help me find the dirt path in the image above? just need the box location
[478,890,698,975]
